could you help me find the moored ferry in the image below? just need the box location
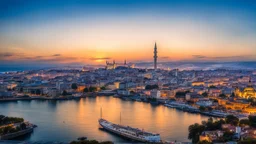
[98,118,161,143]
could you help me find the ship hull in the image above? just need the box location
[99,119,160,143]
[99,123,148,142]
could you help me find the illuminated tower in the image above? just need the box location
[154,42,158,70]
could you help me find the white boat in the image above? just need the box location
[99,118,161,143]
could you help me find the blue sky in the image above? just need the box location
[0,0,256,66]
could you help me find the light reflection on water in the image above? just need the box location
[0,97,209,142]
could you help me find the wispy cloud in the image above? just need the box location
[52,54,61,57]
[192,55,207,59]
[89,57,111,61]
[191,54,256,61]
[159,56,169,59]
[0,52,23,58]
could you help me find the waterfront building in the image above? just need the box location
[217,98,250,110]
[192,81,205,86]
[196,100,213,107]
[117,89,130,96]
[235,78,256,99]
[150,90,161,99]
[47,88,60,97]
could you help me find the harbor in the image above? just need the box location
[0,96,210,143]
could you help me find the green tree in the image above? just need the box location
[249,115,256,127]
[20,122,26,130]
[219,94,227,98]
[209,85,216,89]
[225,115,239,126]
[100,86,106,90]
[199,106,206,112]
[71,83,78,90]
[145,85,159,90]
[202,92,208,97]
[175,91,190,97]
[239,119,250,126]
[188,123,205,143]
[222,131,235,142]
[20,87,23,92]
[36,89,41,95]
[62,90,68,96]
[238,138,256,144]
[203,118,225,131]
[83,88,89,93]
[89,87,97,92]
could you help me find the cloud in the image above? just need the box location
[89,57,111,60]
[159,56,169,59]
[52,54,61,57]
[191,54,256,61]
[0,52,23,57]
[192,55,207,59]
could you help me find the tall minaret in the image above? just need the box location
[154,42,158,70]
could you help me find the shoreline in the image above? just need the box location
[0,94,221,118]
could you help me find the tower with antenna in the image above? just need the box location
[154,42,158,70]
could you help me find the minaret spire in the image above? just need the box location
[154,42,158,70]
[249,77,252,87]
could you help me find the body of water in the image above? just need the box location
[0,97,210,143]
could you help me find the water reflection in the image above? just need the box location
[0,97,210,142]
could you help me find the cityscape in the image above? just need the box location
[1,0,256,144]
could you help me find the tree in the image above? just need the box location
[199,106,206,112]
[239,119,250,126]
[225,115,239,126]
[202,118,225,131]
[219,94,227,98]
[20,122,26,130]
[62,90,68,96]
[238,138,256,144]
[249,98,256,106]
[209,85,216,89]
[175,91,190,97]
[89,87,97,92]
[71,83,78,90]
[207,107,213,111]
[202,92,208,97]
[20,87,23,92]
[36,89,41,95]
[83,88,89,93]
[100,86,106,90]
[188,123,205,143]
[222,131,235,142]
[145,85,159,90]
[249,115,256,127]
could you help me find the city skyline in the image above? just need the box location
[0,0,256,66]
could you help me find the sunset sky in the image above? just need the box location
[0,0,256,66]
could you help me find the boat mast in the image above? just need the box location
[100,107,102,119]
[120,112,121,125]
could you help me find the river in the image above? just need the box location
[0,96,210,143]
